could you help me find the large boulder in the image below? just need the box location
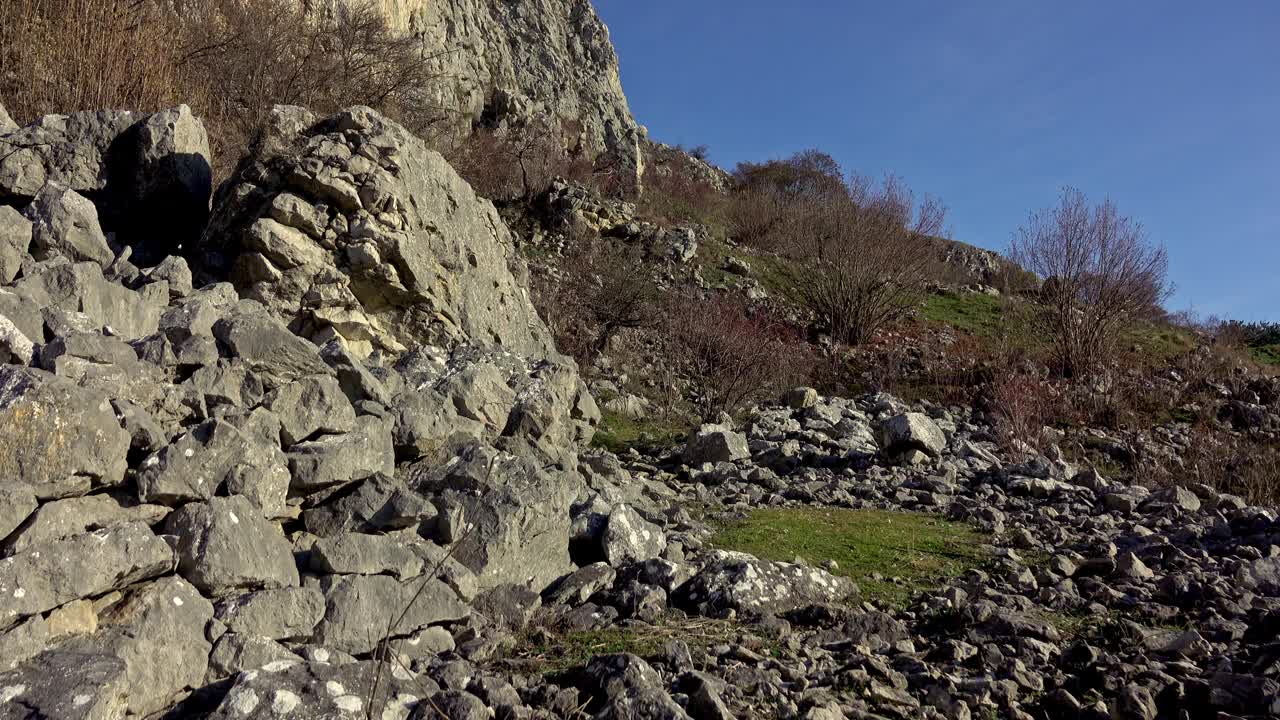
[0,206,32,283]
[197,106,554,358]
[312,574,469,655]
[0,522,174,629]
[676,551,858,616]
[683,423,750,465]
[164,495,299,595]
[206,660,421,720]
[878,412,947,458]
[0,105,211,261]
[0,367,131,500]
[23,182,115,268]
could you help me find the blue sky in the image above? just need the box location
[595,0,1280,321]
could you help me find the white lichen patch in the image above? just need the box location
[272,689,301,715]
[0,685,26,703]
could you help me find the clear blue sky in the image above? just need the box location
[595,0,1279,321]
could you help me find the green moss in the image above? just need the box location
[920,292,1006,336]
[709,507,990,606]
[590,410,690,454]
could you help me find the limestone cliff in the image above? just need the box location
[360,0,643,174]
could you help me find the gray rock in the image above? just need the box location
[59,576,213,716]
[0,206,32,284]
[0,648,130,720]
[423,445,581,591]
[2,492,169,556]
[23,182,115,267]
[136,419,251,504]
[0,313,33,366]
[0,103,14,133]
[683,423,750,464]
[208,633,303,679]
[782,387,820,409]
[0,366,131,499]
[287,415,394,493]
[472,583,542,632]
[879,412,947,457]
[206,659,420,720]
[13,260,165,339]
[0,615,49,672]
[0,483,37,544]
[165,495,299,595]
[309,533,426,579]
[216,587,326,641]
[0,521,173,629]
[265,374,357,446]
[313,574,469,655]
[602,504,667,566]
[546,562,617,606]
[143,255,193,298]
[302,474,436,537]
[678,551,858,616]
[212,300,332,387]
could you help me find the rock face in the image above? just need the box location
[351,0,643,177]
[199,106,555,358]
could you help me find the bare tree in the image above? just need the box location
[791,174,948,345]
[1010,187,1171,376]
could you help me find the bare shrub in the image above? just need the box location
[531,232,658,366]
[1,0,186,120]
[1010,187,1172,377]
[668,294,811,419]
[1166,427,1280,505]
[988,372,1055,456]
[445,118,594,202]
[792,175,948,345]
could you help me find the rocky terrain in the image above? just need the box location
[0,97,1278,720]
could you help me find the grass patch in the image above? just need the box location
[1127,323,1197,364]
[507,616,757,675]
[920,292,1006,336]
[694,238,804,302]
[1249,343,1280,368]
[590,409,690,454]
[709,507,990,606]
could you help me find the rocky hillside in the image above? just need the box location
[1,98,1279,720]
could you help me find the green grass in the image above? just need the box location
[1249,343,1280,367]
[1127,323,1197,364]
[694,238,804,302]
[709,507,990,606]
[507,616,764,675]
[920,292,1006,336]
[590,409,690,454]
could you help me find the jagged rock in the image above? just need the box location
[211,300,332,386]
[264,374,357,446]
[0,483,37,546]
[0,103,14,133]
[13,260,166,339]
[683,424,750,464]
[677,551,857,616]
[0,206,32,284]
[206,660,420,720]
[546,563,617,606]
[879,412,947,458]
[309,532,426,579]
[136,419,252,504]
[783,386,820,409]
[200,106,557,358]
[313,574,469,655]
[0,313,33,366]
[208,633,303,679]
[2,493,169,556]
[23,182,115,267]
[0,366,131,500]
[287,415,394,493]
[0,649,130,720]
[302,474,436,537]
[0,521,173,629]
[224,407,293,518]
[601,504,667,566]
[165,495,299,595]
[143,255,193,297]
[0,615,48,672]
[216,587,326,641]
[0,105,211,260]
[54,576,214,716]
[418,444,581,591]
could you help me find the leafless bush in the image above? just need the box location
[532,233,658,366]
[791,175,948,345]
[668,294,811,419]
[989,372,1055,456]
[445,119,597,202]
[1010,187,1172,377]
[1,0,186,120]
[1165,427,1280,506]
